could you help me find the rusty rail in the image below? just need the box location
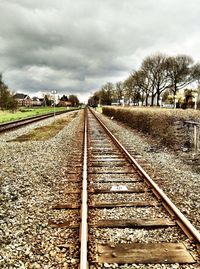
[90,108,200,247]
[79,109,89,269]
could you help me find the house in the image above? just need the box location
[14,93,32,107]
[57,100,72,107]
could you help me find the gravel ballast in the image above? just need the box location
[0,111,84,269]
[97,111,200,232]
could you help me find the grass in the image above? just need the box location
[10,112,78,142]
[95,106,102,113]
[0,107,75,124]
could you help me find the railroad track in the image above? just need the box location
[0,108,80,133]
[50,108,200,268]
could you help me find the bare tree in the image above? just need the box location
[132,69,152,106]
[140,54,169,106]
[190,62,200,84]
[166,55,194,96]
[88,91,100,107]
[123,76,134,104]
[99,82,114,105]
[123,73,141,105]
[115,81,124,104]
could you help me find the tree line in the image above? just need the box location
[60,94,79,106]
[43,94,79,107]
[88,53,200,108]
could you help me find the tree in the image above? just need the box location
[60,95,68,101]
[123,76,134,103]
[141,54,169,106]
[0,74,17,111]
[88,92,100,107]
[43,94,52,106]
[0,73,8,109]
[166,55,194,96]
[133,70,152,106]
[115,81,124,104]
[6,95,18,112]
[92,92,100,107]
[99,82,114,105]
[183,89,195,108]
[123,74,141,105]
[68,95,79,106]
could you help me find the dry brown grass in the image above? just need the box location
[10,112,78,142]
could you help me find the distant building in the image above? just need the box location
[57,100,72,107]
[14,93,32,107]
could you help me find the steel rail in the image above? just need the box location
[80,109,89,269]
[89,108,200,247]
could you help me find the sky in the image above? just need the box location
[0,0,200,103]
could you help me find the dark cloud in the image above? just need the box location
[0,0,200,101]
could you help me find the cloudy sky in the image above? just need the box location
[0,0,200,102]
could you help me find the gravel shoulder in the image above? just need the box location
[0,110,84,269]
[97,111,200,232]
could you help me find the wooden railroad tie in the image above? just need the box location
[90,218,176,228]
[88,187,150,194]
[89,200,159,208]
[96,242,195,264]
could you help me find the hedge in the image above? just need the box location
[102,106,200,149]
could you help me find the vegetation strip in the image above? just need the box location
[9,113,77,142]
[0,107,71,123]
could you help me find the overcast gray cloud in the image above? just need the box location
[0,0,200,102]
